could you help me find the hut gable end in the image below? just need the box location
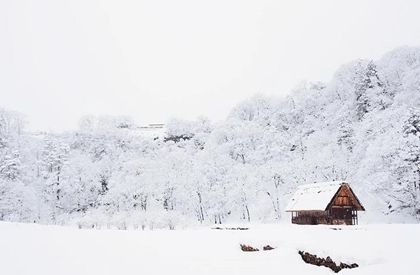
[327,184,365,211]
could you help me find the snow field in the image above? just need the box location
[0,222,418,275]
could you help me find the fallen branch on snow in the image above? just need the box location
[212,226,249,230]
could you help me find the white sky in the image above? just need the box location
[1,0,420,132]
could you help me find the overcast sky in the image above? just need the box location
[1,0,420,132]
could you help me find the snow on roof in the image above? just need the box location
[285,181,345,212]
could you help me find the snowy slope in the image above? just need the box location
[2,46,420,226]
[0,222,417,275]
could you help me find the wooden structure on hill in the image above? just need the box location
[285,182,365,225]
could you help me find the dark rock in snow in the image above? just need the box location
[240,244,259,252]
[298,250,359,273]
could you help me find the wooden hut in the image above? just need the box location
[285,182,365,225]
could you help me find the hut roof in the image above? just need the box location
[285,181,364,212]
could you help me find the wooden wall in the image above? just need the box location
[291,211,329,225]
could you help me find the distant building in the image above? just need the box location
[147,124,165,128]
[134,124,166,139]
[285,182,365,225]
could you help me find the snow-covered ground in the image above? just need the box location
[0,222,417,275]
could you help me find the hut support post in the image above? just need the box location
[356,210,358,225]
[351,210,359,225]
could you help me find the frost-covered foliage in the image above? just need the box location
[1,46,420,227]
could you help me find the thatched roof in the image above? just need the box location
[285,181,365,212]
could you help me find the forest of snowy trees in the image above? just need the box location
[1,46,420,229]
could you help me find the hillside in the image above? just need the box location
[1,46,420,227]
